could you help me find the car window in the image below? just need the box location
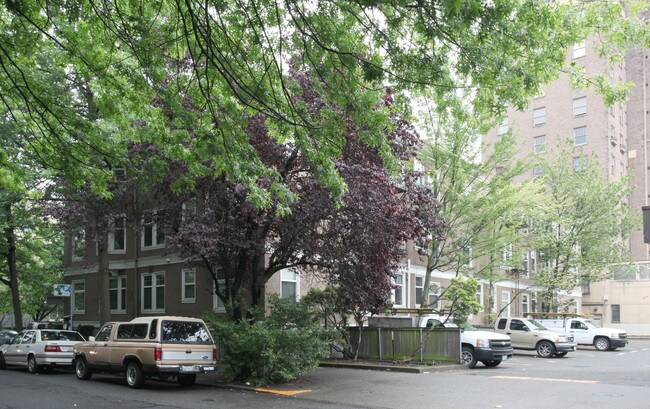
[510,320,525,331]
[95,325,113,342]
[11,332,24,344]
[41,330,85,341]
[23,331,37,344]
[117,324,148,340]
[497,319,507,330]
[161,321,212,344]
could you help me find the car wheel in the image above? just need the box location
[177,374,196,388]
[125,361,145,389]
[27,355,39,374]
[461,346,478,369]
[75,357,93,380]
[0,353,6,370]
[594,337,610,351]
[554,352,568,357]
[483,360,501,368]
[536,341,555,358]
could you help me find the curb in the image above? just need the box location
[318,360,459,373]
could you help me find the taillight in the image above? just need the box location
[154,347,162,361]
[44,345,62,352]
[212,347,217,363]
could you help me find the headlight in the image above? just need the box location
[476,338,491,348]
[555,336,568,342]
[611,333,619,339]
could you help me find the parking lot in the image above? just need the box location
[1,340,650,409]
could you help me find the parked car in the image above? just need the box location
[494,317,577,358]
[0,329,17,345]
[535,316,628,351]
[0,329,86,373]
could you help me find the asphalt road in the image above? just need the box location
[2,340,650,409]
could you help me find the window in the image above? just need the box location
[522,252,529,275]
[393,273,404,306]
[503,244,513,264]
[534,135,546,153]
[281,269,299,301]
[415,276,424,305]
[213,280,226,312]
[574,126,587,145]
[116,324,148,339]
[182,199,197,222]
[182,269,196,303]
[497,118,509,136]
[533,108,545,126]
[573,41,586,58]
[532,166,544,177]
[113,168,127,181]
[95,324,113,342]
[428,282,442,308]
[72,280,85,313]
[72,228,86,260]
[109,276,127,313]
[142,272,165,312]
[573,97,587,116]
[522,294,530,315]
[142,210,165,249]
[501,291,511,318]
[462,245,473,267]
[530,251,536,274]
[476,284,484,309]
[109,215,126,254]
[612,304,620,323]
[573,156,588,172]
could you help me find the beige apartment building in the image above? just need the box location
[483,35,650,334]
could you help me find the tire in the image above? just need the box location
[483,360,501,368]
[554,352,568,357]
[75,357,93,380]
[27,355,39,374]
[125,361,145,389]
[594,337,610,351]
[177,374,196,388]
[536,341,555,358]
[0,353,6,370]
[461,346,478,369]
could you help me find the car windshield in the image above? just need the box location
[460,322,478,331]
[41,330,85,341]
[527,319,548,330]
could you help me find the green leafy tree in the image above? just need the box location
[415,94,542,318]
[530,140,636,312]
[0,1,646,203]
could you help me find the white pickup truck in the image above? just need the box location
[535,317,628,351]
[420,316,513,369]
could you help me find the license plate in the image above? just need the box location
[180,365,197,373]
[60,347,72,352]
[501,355,510,361]
[203,366,215,371]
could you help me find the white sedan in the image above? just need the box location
[0,329,86,373]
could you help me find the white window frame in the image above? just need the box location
[280,268,300,301]
[573,41,586,59]
[414,276,424,307]
[476,284,484,311]
[533,107,546,126]
[428,282,442,309]
[573,97,587,117]
[141,272,165,313]
[182,268,196,303]
[141,210,165,250]
[108,214,127,254]
[573,156,588,172]
[109,276,127,314]
[182,199,197,222]
[522,293,530,315]
[213,280,226,313]
[574,126,587,146]
[393,273,405,307]
[501,290,511,318]
[534,135,546,153]
[72,280,85,314]
[532,166,544,177]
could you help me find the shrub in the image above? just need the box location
[205,295,335,386]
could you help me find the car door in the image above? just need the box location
[569,320,590,344]
[13,331,36,366]
[3,332,26,365]
[506,319,531,349]
[89,324,114,370]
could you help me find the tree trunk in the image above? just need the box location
[4,203,23,331]
[97,233,110,325]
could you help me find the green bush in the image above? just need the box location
[205,295,335,386]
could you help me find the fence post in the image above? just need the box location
[378,327,382,360]
[420,327,423,362]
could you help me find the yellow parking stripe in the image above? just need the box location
[491,376,599,384]
[254,388,313,396]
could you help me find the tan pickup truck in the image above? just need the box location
[73,316,217,388]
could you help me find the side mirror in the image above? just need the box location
[89,336,96,342]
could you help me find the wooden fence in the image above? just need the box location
[349,327,460,363]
